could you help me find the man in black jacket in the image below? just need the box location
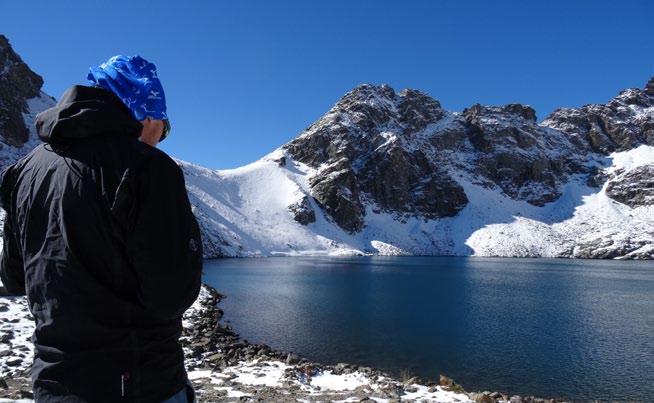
[0,55,203,402]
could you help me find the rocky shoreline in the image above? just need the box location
[1,284,569,402]
[177,284,568,403]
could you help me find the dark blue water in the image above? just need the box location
[202,256,654,401]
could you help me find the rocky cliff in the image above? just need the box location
[0,35,56,168]
[282,79,653,237]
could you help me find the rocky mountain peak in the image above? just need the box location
[541,77,654,154]
[610,77,654,107]
[283,84,470,232]
[463,103,537,123]
[0,34,46,146]
[396,88,444,133]
[326,84,399,136]
[645,76,654,96]
[327,84,446,135]
[343,83,396,103]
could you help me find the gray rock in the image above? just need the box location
[542,84,654,153]
[308,160,365,233]
[463,103,578,206]
[0,330,13,343]
[403,376,418,385]
[19,389,33,399]
[475,394,494,403]
[282,76,654,233]
[288,195,316,225]
[573,235,653,259]
[273,156,286,166]
[606,164,654,207]
[6,357,22,366]
[0,34,46,147]
[285,352,299,365]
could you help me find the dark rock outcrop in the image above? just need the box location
[0,35,46,147]
[308,158,364,233]
[284,84,469,232]
[645,77,654,96]
[573,236,653,259]
[542,86,654,153]
[360,145,467,217]
[462,103,580,205]
[605,164,654,207]
[396,88,445,134]
[288,195,316,225]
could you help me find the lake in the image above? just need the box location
[201,256,654,401]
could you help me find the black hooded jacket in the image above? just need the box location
[0,85,203,402]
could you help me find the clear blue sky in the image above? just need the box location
[2,1,653,170]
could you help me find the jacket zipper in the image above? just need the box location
[121,371,130,396]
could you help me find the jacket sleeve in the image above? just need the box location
[125,155,203,320]
[0,165,26,296]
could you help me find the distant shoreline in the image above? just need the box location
[204,252,653,261]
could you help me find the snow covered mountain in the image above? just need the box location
[0,34,652,260]
[185,80,654,259]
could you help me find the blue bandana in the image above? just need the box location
[86,55,168,122]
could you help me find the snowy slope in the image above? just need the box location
[459,145,654,258]
[176,149,363,257]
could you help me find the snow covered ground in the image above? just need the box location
[451,145,654,258]
[185,360,473,402]
[0,294,33,377]
[180,144,654,259]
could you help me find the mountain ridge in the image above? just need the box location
[1,34,652,259]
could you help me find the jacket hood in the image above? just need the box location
[35,85,143,143]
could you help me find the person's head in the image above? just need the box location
[86,55,171,147]
[139,117,169,147]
